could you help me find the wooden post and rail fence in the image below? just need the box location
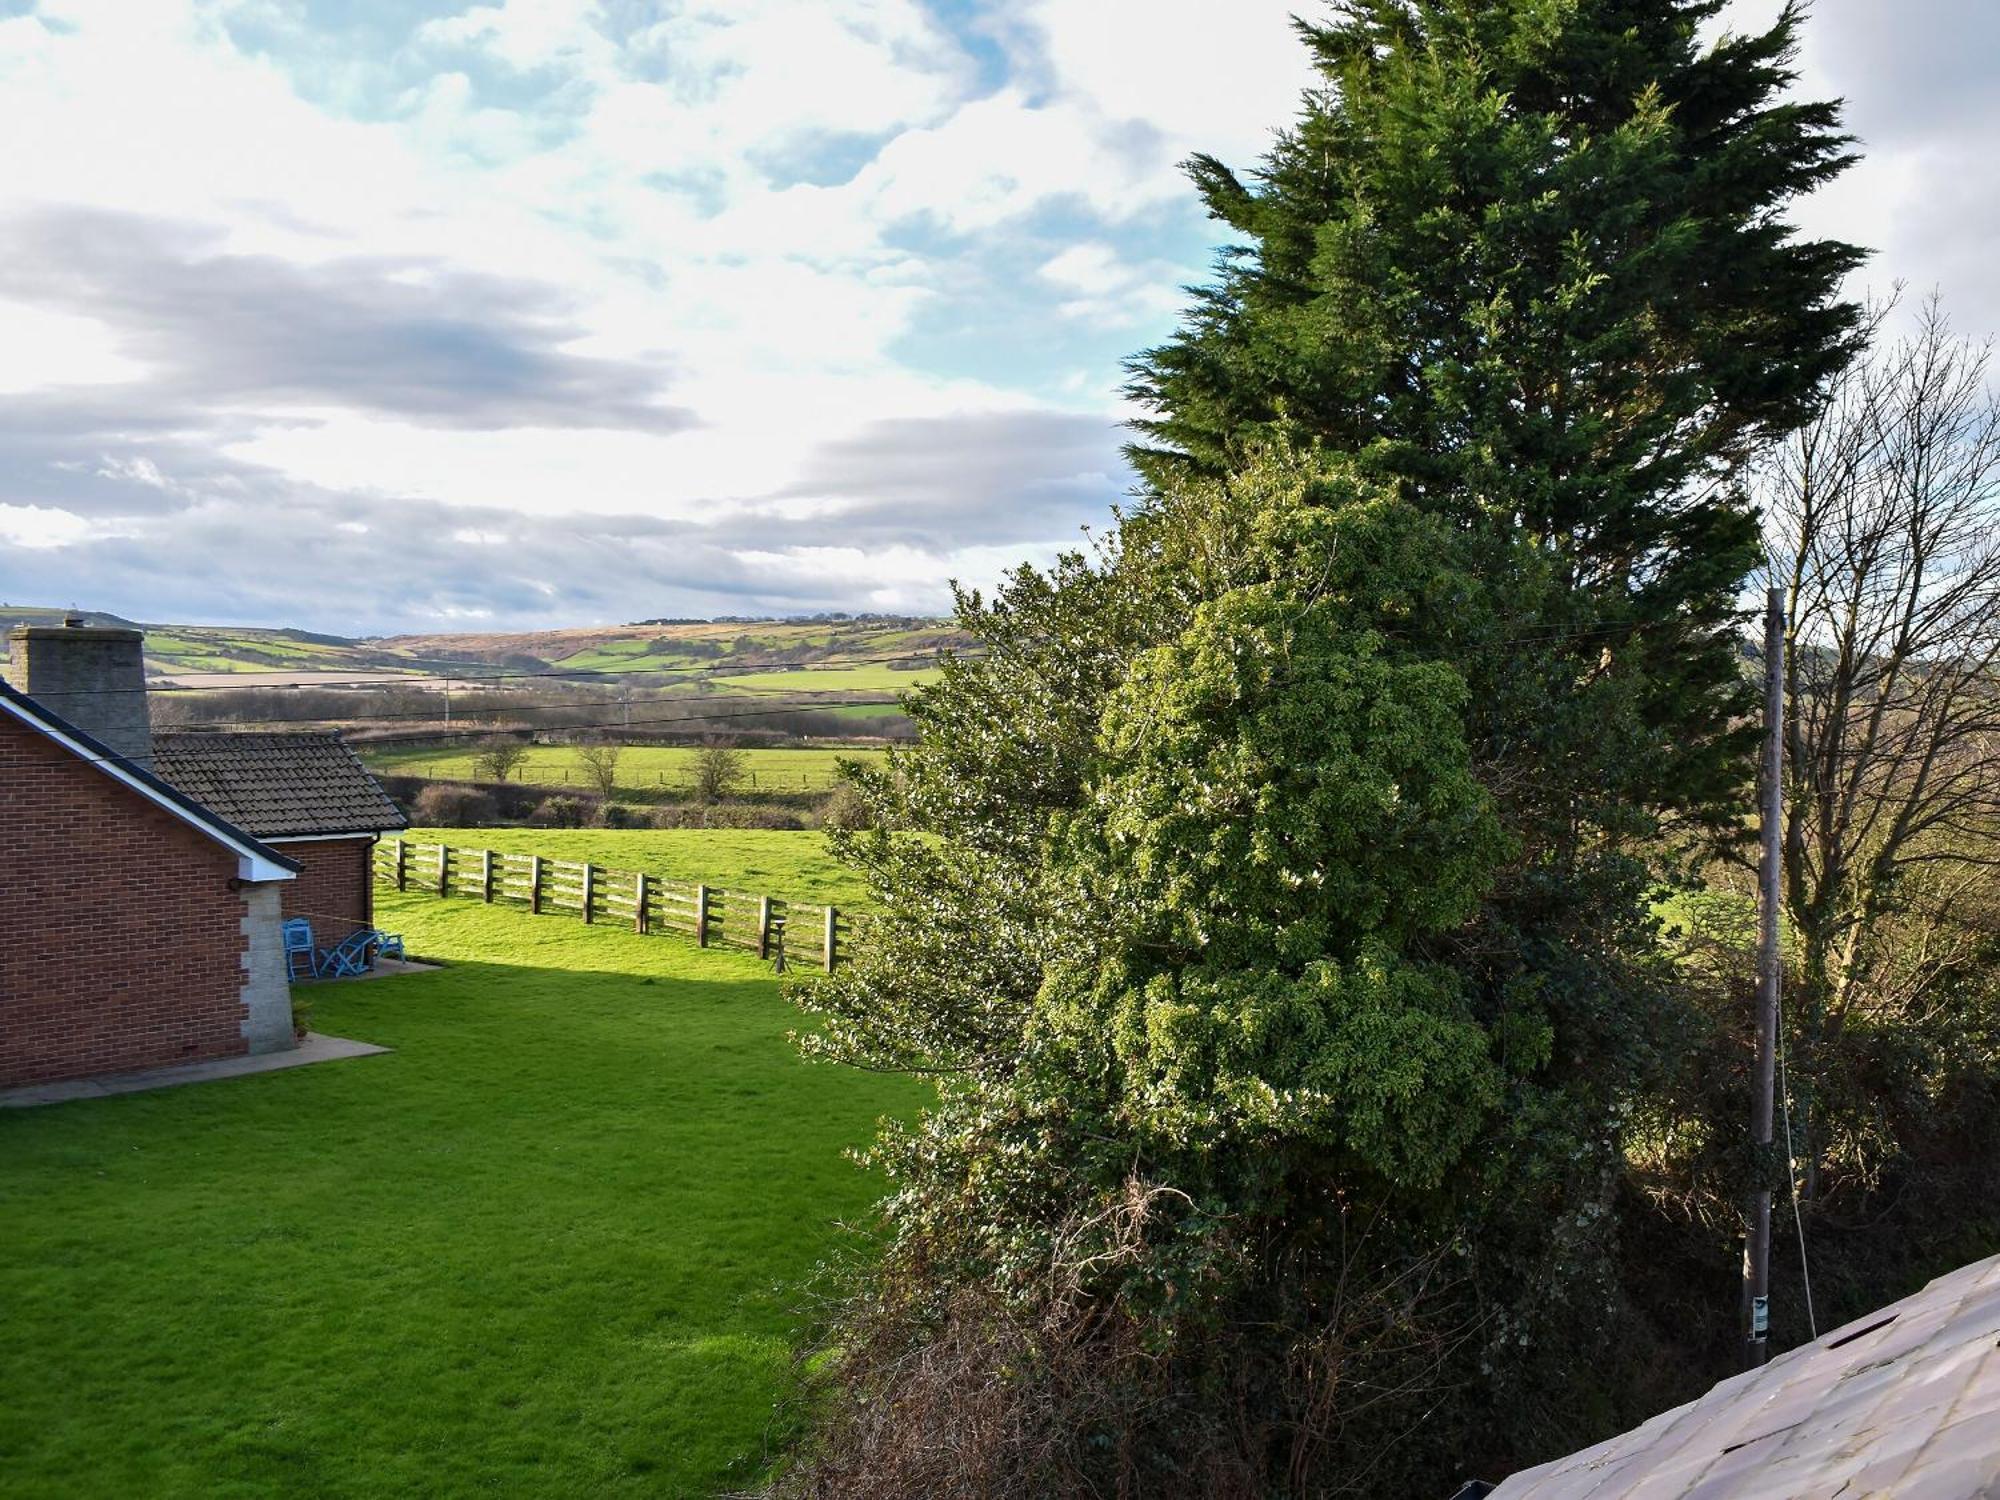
[374,837,850,972]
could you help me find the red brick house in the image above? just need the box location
[151,733,407,948]
[1,619,406,1090]
[1,674,301,1089]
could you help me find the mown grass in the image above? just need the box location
[396,827,871,907]
[0,892,914,1499]
[362,744,884,796]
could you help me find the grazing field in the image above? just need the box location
[703,662,943,696]
[0,893,915,1498]
[396,826,871,908]
[362,743,885,795]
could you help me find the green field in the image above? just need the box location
[142,628,425,678]
[703,663,941,696]
[396,826,871,907]
[0,891,914,1498]
[362,745,886,795]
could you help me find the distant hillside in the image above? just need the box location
[0,608,967,698]
[0,605,145,632]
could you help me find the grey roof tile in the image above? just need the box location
[151,732,407,839]
[1488,1251,2000,1499]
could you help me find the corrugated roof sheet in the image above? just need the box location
[1488,1251,2000,1499]
[151,732,407,839]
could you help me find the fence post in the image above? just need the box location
[529,855,542,914]
[824,905,837,973]
[635,872,648,934]
[436,844,449,897]
[696,884,709,947]
[758,895,772,960]
[481,848,494,903]
[582,862,595,924]
[394,838,407,891]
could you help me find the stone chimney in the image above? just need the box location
[7,614,154,769]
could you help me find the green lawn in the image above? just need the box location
[395,827,869,907]
[0,893,914,1498]
[361,745,884,796]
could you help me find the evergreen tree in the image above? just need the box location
[1130,0,1862,845]
[781,5,1861,1494]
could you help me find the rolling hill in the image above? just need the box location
[0,608,966,691]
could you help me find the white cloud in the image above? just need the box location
[0,301,148,391]
[0,503,97,548]
[1025,0,1314,169]
[418,0,614,74]
[1040,242,1184,326]
[6,0,1987,631]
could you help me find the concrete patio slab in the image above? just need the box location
[297,957,439,983]
[0,1032,390,1109]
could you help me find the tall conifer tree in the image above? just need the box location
[1129,0,1861,845]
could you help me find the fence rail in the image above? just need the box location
[373,838,851,972]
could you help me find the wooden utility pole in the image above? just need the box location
[1745,586,1784,1368]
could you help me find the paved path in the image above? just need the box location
[0,1033,390,1109]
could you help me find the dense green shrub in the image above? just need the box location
[529,796,589,829]
[410,783,498,828]
[817,783,873,832]
[648,801,807,830]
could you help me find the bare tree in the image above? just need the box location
[1763,295,2000,1192]
[472,735,530,783]
[573,738,624,798]
[692,738,745,803]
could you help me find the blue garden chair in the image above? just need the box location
[282,918,317,981]
[319,928,407,978]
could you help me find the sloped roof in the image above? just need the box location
[0,680,299,881]
[1488,1251,2000,1499]
[152,732,407,839]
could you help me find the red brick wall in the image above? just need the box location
[1,712,252,1088]
[274,837,375,945]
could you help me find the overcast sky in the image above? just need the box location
[1,0,1994,635]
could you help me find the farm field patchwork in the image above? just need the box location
[394,826,871,908]
[0,892,915,1498]
[361,744,887,795]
